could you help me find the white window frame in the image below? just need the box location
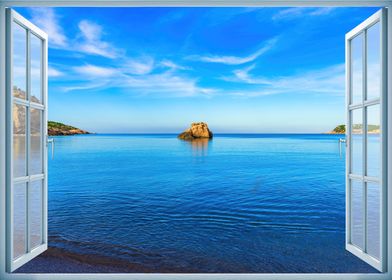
[345,9,387,272]
[0,1,391,280]
[5,8,49,273]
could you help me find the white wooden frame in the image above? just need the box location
[0,1,391,280]
[345,9,387,272]
[5,9,48,273]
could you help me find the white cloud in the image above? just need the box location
[29,8,67,47]
[77,20,119,58]
[223,63,345,97]
[28,9,121,59]
[48,67,64,77]
[64,62,213,98]
[123,57,155,75]
[160,59,190,71]
[61,81,110,92]
[228,64,272,85]
[187,38,277,65]
[309,8,336,16]
[121,72,215,97]
[273,7,336,21]
[73,64,118,77]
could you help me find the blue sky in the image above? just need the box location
[16,7,379,133]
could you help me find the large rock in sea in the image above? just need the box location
[178,122,213,140]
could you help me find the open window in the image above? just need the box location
[6,9,48,272]
[1,4,389,276]
[345,8,387,272]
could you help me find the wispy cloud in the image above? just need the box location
[226,64,272,85]
[223,63,345,97]
[309,7,336,16]
[61,81,111,92]
[121,72,215,97]
[160,59,190,71]
[187,38,277,65]
[73,64,119,77]
[123,57,155,75]
[28,9,121,59]
[77,20,120,58]
[272,7,336,21]
[63,62,213,98]
[48,66,64,77]
[29,8,67,47]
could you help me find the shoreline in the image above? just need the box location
[15,247,160,273]
[15,233,378,274]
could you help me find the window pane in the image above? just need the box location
[30,180,43,249]
[13,104,26,178]
[351,33,363,105]
[367,182,380,259]
[367,105,381,178]
[31,34,42,104]
[367,22,381,101]
[351,180,364,249]
[13,22,27,100]
[30,108,43,175]
[351,109,363,175]
[14,182,26,259]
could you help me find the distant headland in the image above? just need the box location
[328,124,346,134]
[48,121,91,136]
[327,124,380,134]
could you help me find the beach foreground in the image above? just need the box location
[16,232,377,273]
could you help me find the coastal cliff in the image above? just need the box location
[13,87,90,136]
[48,121,90,136]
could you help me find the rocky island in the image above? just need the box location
[178,122,213,141]
[48,121,91,136]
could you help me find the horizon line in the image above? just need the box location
[69,132,345,135]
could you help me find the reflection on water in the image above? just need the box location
[187,138,211,156]
[13,101,44,258]
[13,103,26,178]
[13,135,26,178]
[13,102,43,176]
[13,182,26,260]
[351,133,381,260]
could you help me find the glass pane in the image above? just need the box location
[367,105,381,178]
[13,22,27,100]
[30,180,43,249]
[351,180,364,249]
[30,108,43,175]
[367,182,380,259]
[13,104,26,178]
[351,33,363,105]
[13,182,26,259]
[351,109,363,175]
[31,34,42,103]
[367,22,381,101]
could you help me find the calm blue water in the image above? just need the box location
[32,134,378,272]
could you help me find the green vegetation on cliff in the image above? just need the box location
[329,124,380,134]
[48,121,90,136]
[331,124,346,134]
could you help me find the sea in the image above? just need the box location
[17,134,380,273]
